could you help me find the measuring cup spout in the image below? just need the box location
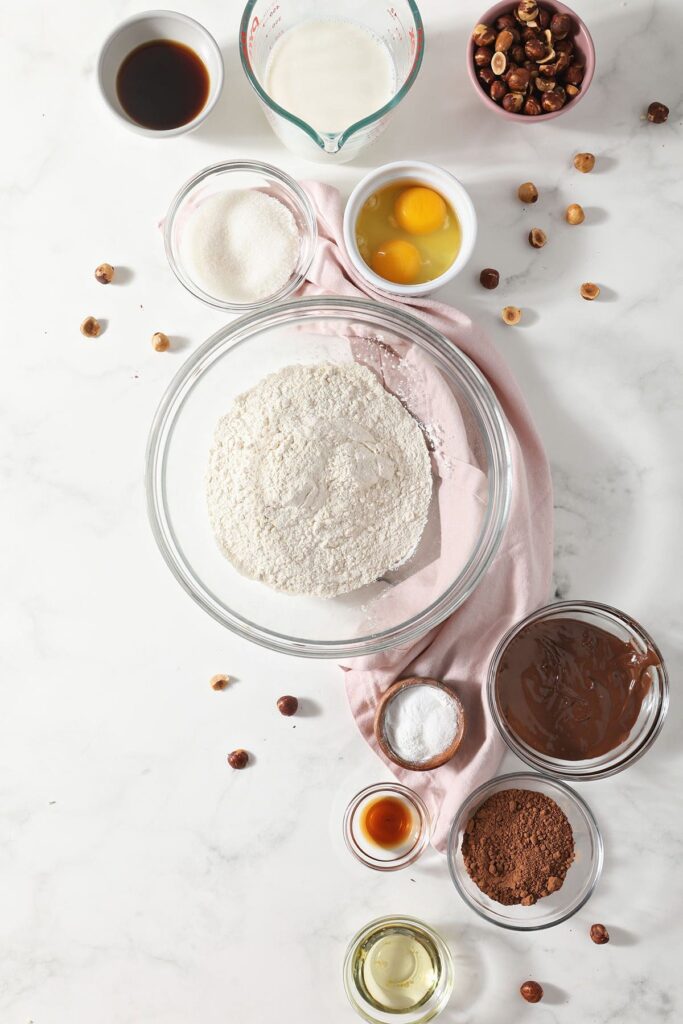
[322,132,343,154]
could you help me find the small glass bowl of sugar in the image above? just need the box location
[375,677,466,771]
[164,159,318,311]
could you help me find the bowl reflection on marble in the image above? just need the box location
[146,297,511,658]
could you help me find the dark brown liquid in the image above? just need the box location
[496,617,660,760]
[360,796,414,849]
[116,40,210,130]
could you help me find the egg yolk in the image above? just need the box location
[394,186,447,235]
[371,239,421,285]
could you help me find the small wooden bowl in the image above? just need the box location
[374,676,466,771]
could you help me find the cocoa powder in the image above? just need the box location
[461,788,575,906]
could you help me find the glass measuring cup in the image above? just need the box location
[239,0,425,163]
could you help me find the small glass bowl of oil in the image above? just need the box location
[343,782,431,871]
[343,161,477,297]
[344,916,454,1024]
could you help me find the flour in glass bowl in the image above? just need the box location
[206,363,433,597]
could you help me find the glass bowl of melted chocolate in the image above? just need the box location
[488,600,669,780]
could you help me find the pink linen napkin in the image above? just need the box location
[299,181,554,852]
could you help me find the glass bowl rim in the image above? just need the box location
[343,782,432,871]
[446,770,604,931]
[448,770,602,933]
[145,295,512,658]
[343,914,454,1024]
[163,159,318,311]
[486,599,670,780]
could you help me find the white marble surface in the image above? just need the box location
[1,0,682,1020]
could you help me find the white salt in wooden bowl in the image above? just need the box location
[374,676,466,771]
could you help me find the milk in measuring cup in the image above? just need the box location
[265,20,396,135]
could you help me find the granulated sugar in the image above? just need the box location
[183,189,300,303]
[384,684,460,764]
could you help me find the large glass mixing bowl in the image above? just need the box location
[146,298,511,658]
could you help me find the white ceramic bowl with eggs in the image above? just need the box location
[97,10,224,138]
[343,161,477,297]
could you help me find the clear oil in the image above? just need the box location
[351,922,442,1012]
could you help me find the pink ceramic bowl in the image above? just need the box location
[467,0,595,122]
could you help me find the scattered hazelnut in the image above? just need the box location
[503,91,524,113]
[574,152,595,173]
[210,673,230,691]
[474,45,493,67]
[277,695,299,716]
[490,80,507,103]
[479,267,500,289]
[94,262,115,285]
[495,28,515,51]
[472,22,496,46]
[518,181,539,203]
[590,923,610,944]
[566,202,585,225]
[151,331,170,352]
[520,981,544,1003]
[491,51,507,75]
[524,96,542,115]
[528,227,547,248]
[80,316,101,338]
[647,101,669,124]
[227,748,249,769]
[580,282,600,300]
[549,12,571,37]
[501,305,522,325]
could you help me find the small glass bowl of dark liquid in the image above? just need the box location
[97,12,224,136]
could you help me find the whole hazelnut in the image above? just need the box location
[503,91,524,113]
[647,101,669,124]
[491,51,507,75]
[210,673,230,691]
[541,89,565,112]
[495,28,515,52]
[549,12,571,38]
[508,66,531,91]
[472,22,495,46]
[528,227,547,248]
[277,695,299,716]
[555,36,574,54]
[501,305,522,325]
[565,84,580,98]
[496,13,517,30]
[94,262,115,285]
[580,282,600,300]
[474,45,493,66]
[537,7,551,29]
[566,202,585,225]
[520,981,544,1003]
[517,1,539,23]
[551,50,571,75]
[536,75,556,92]
[152,331,170,352]
[565,63,585,86]
[490,80,507,103]
[80,316,101,338]
[525,37,546,60]
[512,44,526,64]
[480,268,500,289]
[524,96,542,115]
[574,152,595,173]
[479,66,496,86]
[517,181,539,203]
[590,923,610,944]
[227,748,249,769]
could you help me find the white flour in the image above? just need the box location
[206,363,433,597]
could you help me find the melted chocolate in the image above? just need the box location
[496,617,660,760]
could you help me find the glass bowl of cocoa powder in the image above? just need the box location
[446,772,603,930]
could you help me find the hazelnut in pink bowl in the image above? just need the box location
[467,0,595,121]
